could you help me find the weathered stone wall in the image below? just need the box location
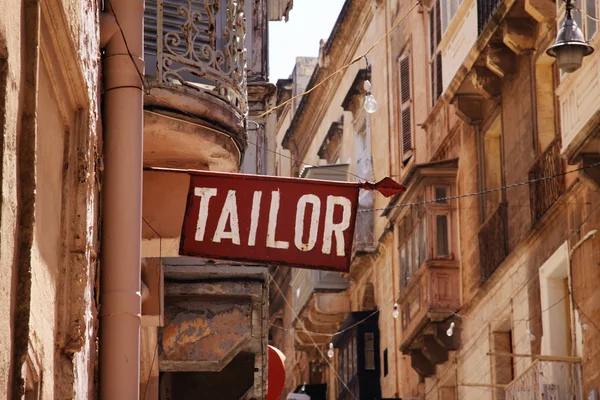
[0,0,101,397]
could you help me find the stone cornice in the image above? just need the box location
[282,0,374,165]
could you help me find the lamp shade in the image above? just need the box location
[547,16,594,73]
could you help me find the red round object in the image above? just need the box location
[266,345,286,400]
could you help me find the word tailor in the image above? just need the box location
[193,187,352,256]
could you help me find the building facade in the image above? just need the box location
[0,0,101,397]
[270,0,600,399]
[0,0,290,398]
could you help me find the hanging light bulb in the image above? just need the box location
[392,303,400,319]
[363,80,378,113]
[579,317,589,331]
[446,321,455,337]
[327,342,334,358]
[526,327,536,341]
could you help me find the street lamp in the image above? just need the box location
[547,0,594,73]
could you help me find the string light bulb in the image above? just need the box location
[446,321,455,337]
[393,303,399,319]
[363,80,378,113]
[526,327,536,341]
[301,383,306,392]
[327,342,334,358]
[579,317,589,331]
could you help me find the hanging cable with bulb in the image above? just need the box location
[362,56,378,114]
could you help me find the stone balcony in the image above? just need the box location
[142,0,248,172]
[290,268,351,347]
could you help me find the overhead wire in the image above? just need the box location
[269,273,359,400]
[359,161,600,213]
[109,0,600,384]
[256,1,423,119]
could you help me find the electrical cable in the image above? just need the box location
[269,273,359,400]
[359,161,600,213]
[256,1,422,119]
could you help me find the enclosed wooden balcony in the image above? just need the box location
[384,160,461,376]
[397,262,460,376]
[505,358,582,400]
[290,268,350,347]
[555,29,600,165]
[142,0,248,171]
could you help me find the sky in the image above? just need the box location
[268,0,346,83]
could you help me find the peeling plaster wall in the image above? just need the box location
[160,299,253,364]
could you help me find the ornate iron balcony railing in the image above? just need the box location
[144,0,247,114]
[477,0,502,34]
[505,358,582,400]
[478,202,507,283]
[529,138,565,225]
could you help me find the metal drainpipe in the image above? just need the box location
[99,0,144,398]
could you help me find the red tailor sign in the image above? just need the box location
[180,171,364,272]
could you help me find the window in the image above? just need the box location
[399,212,427,289]
[365,333,375,370]
[435,186,448,203]
[383,348,389,377]
[441,0,463,33]
[435,214,450,256]
[398,48,413,162]
[430,0,444,104]
[337,335,359,395]
[479,115,503,221]
[492,330,514,400]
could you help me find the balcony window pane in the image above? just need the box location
[352,336,357,377]
[574,8,583,33]
[441,0,449,33]
[401,247,407,288]
[587,0,597,38]
[436,214,450,256]
[413,230,420,273]
[435,186,448,203]
[406,237,413,280]
[420,219,427,263]
[365,333,375,370]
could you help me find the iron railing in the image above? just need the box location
[477,0,503,34]
[505,358,582,400]
[529,139,565,225]
[478,202,507,283]
[144,0,247,113]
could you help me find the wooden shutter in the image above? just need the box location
[398,50,412,160]
[430,0,444,104]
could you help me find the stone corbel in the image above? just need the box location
[452,94,484,125]
[471,67,502,99]
[484,44,516,78]
[502,19,536,55]
[525,0,556,23]
[580,153,600,189]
